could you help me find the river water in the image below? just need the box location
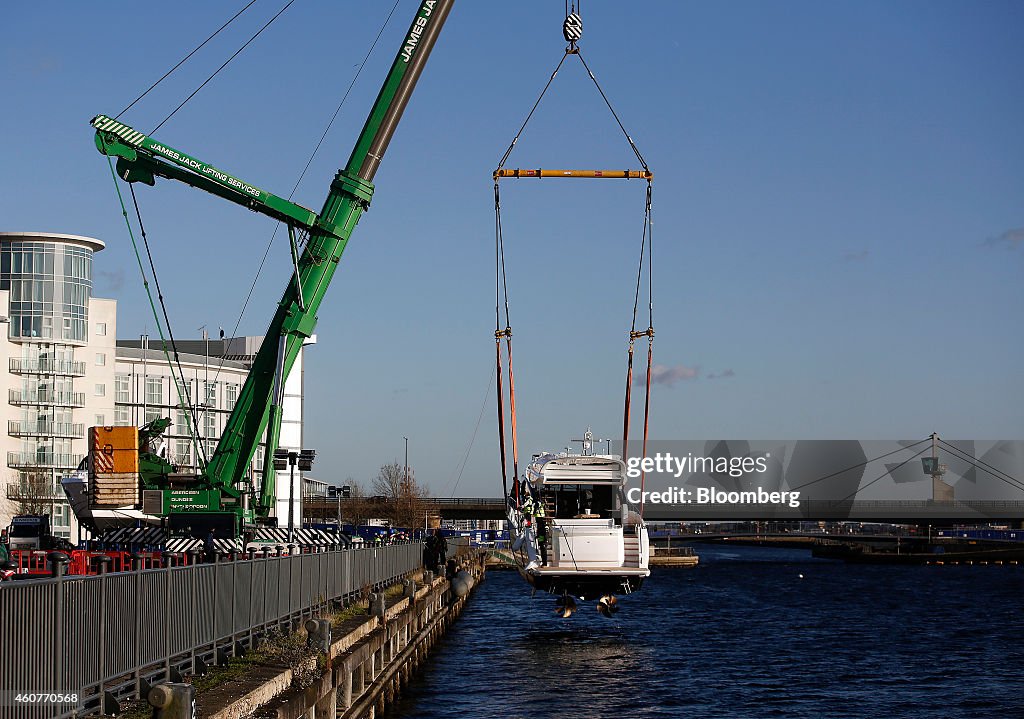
[390,545,1024,718]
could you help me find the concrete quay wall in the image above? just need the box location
[205,552,486,719]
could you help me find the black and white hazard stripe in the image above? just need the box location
[91,115,148,147]
[96,525,349,552]
[562,13,583,43]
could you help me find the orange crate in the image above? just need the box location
[90,426,139,474]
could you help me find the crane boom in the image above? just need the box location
[92,115,323,232]
[90,0,454,533]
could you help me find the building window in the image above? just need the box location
[95,414,105,426]
[94,383,105,397]
[114,406,129,425]
[203,380,217,410]
[95,353,105,366]
[95,322,106,336]
[52,503,71,538]
[145,377,162,407]
[174,377,188,405]
[175,409,190,436]
[145,407,161,424]
[115,374,130,403]
[226,383,238,410]
[175,439,193,468]
[203,412,217,440]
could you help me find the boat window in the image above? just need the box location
[546,484,616,518]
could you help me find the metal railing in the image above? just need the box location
[6,483,67,501]
[9,358,87,376]
[8,389,86,407]
[6,452,84,470]
[8,420,85,439]
[0,542,422,719]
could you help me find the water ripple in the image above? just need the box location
[390,546,1024,718]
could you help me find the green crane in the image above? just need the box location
[91,0,454,536]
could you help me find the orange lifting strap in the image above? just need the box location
[492,6,655,515]
[495,337,510,500]
[622,327,655,516]
[494,168,653,180]
[622,179,655,517]
[494,328,521,505]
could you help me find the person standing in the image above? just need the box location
[204,528,216,563]
[533,492,548,566]
[432,529,448,573]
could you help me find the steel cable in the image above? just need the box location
[936,439,1024,493]
[115,0,259,119]
[151,0,297,134]
[128,185,207,465]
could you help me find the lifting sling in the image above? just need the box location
[492,5,657,517]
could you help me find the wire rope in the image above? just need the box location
[127,185,208,465]
[152,0,297,134]
[205,0,403,393]
[115,0,259,119]
[105,157,204,460]
[836,445,932,503]
[788,437,933,492]
[935,440,1024,493]
[447,362,497,498]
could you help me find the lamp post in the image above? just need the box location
[338,484,351,533]
[274,448,316,542]
[403,436,410,531]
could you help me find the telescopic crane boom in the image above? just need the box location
[89,0,454,534]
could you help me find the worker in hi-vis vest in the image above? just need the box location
[517,484,545,571]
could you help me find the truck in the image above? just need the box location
[67,0,455,547]
[5,515,73,552]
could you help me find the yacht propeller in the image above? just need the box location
[554,594,577,618]
[597,595,620,618]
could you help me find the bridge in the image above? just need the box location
[306,497,1024,524]
[304,496,508,521]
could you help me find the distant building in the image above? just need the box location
[303,476,329,497]
[0,231,313,541]
[115,335,314,532]
[0,232,116,539]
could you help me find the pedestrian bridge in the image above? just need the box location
[308,496,1024,523]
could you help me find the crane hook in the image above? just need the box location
[563,12,582,47]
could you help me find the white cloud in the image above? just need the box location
[984,227,1024,250]
[642,363,699,386]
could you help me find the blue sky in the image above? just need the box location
[2,1,1022,497]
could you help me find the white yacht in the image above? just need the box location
[507,431,650,613]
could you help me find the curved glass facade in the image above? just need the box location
[0,238,94,343]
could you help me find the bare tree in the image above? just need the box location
[371,461,430,530]
[340,480,376,529]
[10,466,57,517]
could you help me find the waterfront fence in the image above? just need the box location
[0,542,421,719]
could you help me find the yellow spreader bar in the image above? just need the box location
[493,168,653,180]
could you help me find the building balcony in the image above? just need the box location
[8,420,85,439]
[5,483,67,501]
[8,389,86,407]
[9,358,87,377]
[6,452,84,471]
